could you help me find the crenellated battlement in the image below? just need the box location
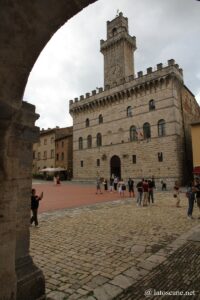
[69,59,183,112]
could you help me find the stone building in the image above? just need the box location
[55,126,73,176]
[32,126,73,174]
[69,12,200,186]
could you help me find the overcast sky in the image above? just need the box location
[23,0,200,129]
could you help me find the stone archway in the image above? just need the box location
[0,1,97,299]
[110,155,121,179]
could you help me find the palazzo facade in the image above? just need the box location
[69,12,200,186]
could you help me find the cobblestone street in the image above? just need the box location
[30,191,200,300]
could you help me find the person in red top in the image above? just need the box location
[143,180,149,206]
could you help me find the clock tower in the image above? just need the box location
[100,12,137,88]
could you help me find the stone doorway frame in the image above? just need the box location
[110,155,121,179]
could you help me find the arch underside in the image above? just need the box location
[0,1,97,299]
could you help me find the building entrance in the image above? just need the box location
[110,155,121,179]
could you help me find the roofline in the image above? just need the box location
[183,84,195,97]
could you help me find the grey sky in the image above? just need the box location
[23,0,200,129]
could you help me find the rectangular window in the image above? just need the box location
[62,141,64,147]
[158,152,163,162]
[43,151,47,159]
[51,149,54,158]
[132,155,136,164]
[56,153,59,161]
[97,159,100,167]
[81,160,84,167]
[38,152,40,160]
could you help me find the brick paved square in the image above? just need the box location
[30,182,200,299]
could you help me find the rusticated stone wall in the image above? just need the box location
[70,61,200,187]
[0,1,97,299]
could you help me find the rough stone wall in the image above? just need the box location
[71,69,188,187]
[0,1,97,299]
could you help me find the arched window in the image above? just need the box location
[130,126,137,141]
[96,133,102,147]
[99,114,103,124]
[143,122,151,139]
[158,119,166,137]
[86,118,90,127]
[112,27,117,36]
[127,106,132,117]
[149,99,155,111]
[87,135,92,148]
[79,137,83,150]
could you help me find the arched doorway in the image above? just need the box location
[110,155,121,179]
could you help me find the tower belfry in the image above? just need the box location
[100,12,137,88]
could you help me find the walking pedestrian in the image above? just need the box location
[195,178,200,219]
[173,181,181,207]
[186,181,196,219]
[142,179,149,206]
[148,179,154,204]
[30,189,43,227]
[136,180,143,206]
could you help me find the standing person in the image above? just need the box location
[56,175,60,185]
[128,178,135,197]
[195,178,200,219]
[96,176,102,194]
[173,181,181,207]
[142,179,149,206]
[136,179,143,206]
[30,189,43,227]
[118,178,126,197]
[113,176,118,192]
[103,178,108,191]
[53,175,57,185]
[148,179,154,204]
[109,177,114,192]
[186,181,196,219]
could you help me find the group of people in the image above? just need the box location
[96,176,156,204]
[174,178,200,219]
[30,176,200,228]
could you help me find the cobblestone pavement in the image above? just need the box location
[30,192,200,300]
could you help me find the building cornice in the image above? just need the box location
[69,59,183,115]
[100,32,136,53]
